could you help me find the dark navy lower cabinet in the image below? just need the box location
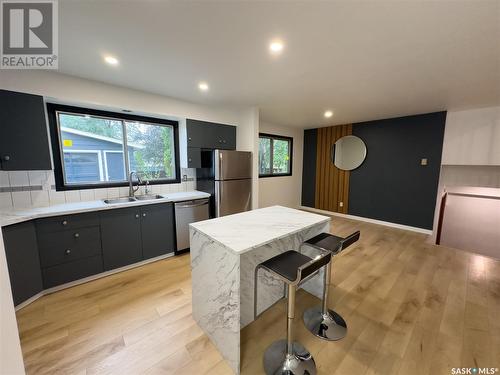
[3,203,177,306]
[141,203,175,260]
[100,207,143,270]
[2,221,44,305]
[42,255,103,289]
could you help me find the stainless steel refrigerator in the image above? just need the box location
[196,149,252,217]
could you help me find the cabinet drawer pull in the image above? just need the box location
[65,249,71,255]
[142,213,147,217]
[3,155,10,161]
[135,214,140,218]
[188,137,192,141]
[62,220,68,226]
[74,233,80,238]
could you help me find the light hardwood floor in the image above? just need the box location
[16,216,500,375]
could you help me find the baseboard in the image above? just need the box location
[300,206,433,235]
[15,253,175,311]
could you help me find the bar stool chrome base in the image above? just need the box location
[263,339,317,375]
[303,306,347,341]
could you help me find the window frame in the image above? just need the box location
[47,103,181,191]
[258,132,293,178]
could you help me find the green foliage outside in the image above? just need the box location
[60,114,175,181]
[259,137,290,175]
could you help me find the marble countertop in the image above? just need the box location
[190,205,330,254]
[0,191,210,227]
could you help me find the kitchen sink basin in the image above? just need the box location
[103,197,136,204]
[134,194,163,201]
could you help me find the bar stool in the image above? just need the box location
[254,250,332,375]
[301,231,360,341]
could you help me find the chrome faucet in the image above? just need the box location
[128,171,142,198]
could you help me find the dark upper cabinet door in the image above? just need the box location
[0,90,52,170]
[187,147,202,168]
[2,221,43,306]
[100,207,143,270]
[216,124,236,150]
[186,119,236,150]
[140,203,175,259]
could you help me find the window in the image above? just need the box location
[47,104,180,190]
[259,133,293,177]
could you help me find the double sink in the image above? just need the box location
[103,194,164,205]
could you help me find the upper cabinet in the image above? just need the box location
[0,89,52,170]
[186,119,236,150]
[179,119,236,168]
[442,107,500,166]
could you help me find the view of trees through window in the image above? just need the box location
[57,112,176,185]
[259,134,292,176]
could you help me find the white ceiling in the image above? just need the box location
[58,0,500,128]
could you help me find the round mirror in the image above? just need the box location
[332,135,367,171]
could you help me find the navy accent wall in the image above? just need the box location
[301,129,317,207]
[349,112,446,229]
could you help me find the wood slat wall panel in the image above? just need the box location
[314,124,352,213]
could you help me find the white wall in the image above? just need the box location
[430,106,500,242]
[442,106,500,165]
[258,122,303,209]
[237,108,260,209]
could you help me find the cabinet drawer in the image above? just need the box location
[42,255,103,289]
[36,212,100,233]
[38,226,102,267]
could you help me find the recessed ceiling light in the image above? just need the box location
[269,40,284,54]
[104,55,119,66]
[324,110,333,118]
[198,82,209,92]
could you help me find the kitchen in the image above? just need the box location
[1,1,500,375]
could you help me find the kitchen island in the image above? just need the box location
[189,206,330,374]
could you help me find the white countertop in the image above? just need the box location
[0,191,210,227]
[190,205,330,254]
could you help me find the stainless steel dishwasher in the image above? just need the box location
[174,198,210,253]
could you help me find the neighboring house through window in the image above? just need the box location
[47,104,180,190]
[258,133,293,177]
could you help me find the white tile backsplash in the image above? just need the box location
[8,171,29,187]
[28,171,47,186]
[48,190,66,205]
[12,191,31,208]
[0,169,197,211]
[107,187,120,198]
[0,192,13,209]
[0,171,10,188]
[94,188,108,200]
[30,190,50,208]
[64,190,81,203]
[80,189,96,202]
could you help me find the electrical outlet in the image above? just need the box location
[421,158,428,166]
[339,201,344,207]
[182,175,188,181]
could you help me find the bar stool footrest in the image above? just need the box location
[303,306,347,341]
[263,339,317,375]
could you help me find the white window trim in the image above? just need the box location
[63,149,104,183]
[103,150,125,182]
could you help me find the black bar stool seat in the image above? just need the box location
[302,231,360,341]
[254,249,332,375]
[259,250,314,282]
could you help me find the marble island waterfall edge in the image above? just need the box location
[190,214,330,374]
